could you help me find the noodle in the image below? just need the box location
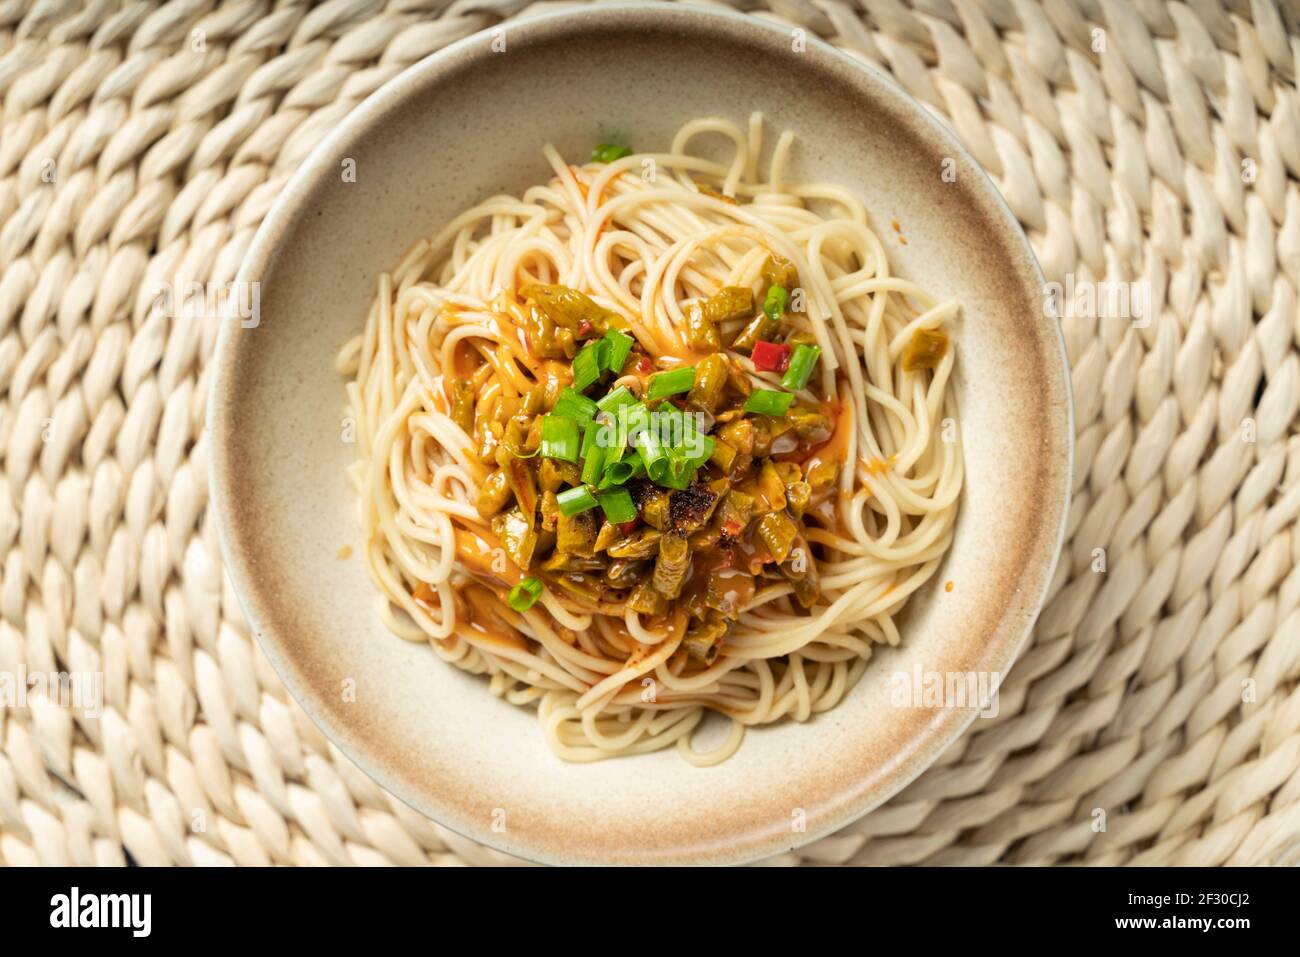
[338,114,962,765]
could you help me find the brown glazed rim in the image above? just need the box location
[209,2,1073,865]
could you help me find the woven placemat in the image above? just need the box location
[2,0,1299,867]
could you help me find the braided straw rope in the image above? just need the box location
[2,0,1299,867]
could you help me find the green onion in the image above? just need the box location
[685,433,716,468]
[573,341,603,391]
[597,487,636,524]
[669,414,712,475]
[552,387,598,423]
[579,419,602,461]
[781,343,821,391]
[596,385,637,415]
[656,404,688,446]
[616,402,651,448]
[632,428,671,483]
[507,576,543,612]
[658,465,694,490]
[581,419,617,483]
[540,415,580,462]
[580,442,606,485]
[647,365,696,400]
[744,389,794,417]
[591,143,633,163]
[667,448,691,480]
[599,451,640,488]
[763,284,788,323]
[603,329,634,374]
[557,485,598,516]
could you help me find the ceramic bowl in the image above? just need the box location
[209,2,1072,865]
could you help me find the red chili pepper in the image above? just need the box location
[576,319,593,337]
[618,520,639,535]
[634,356,653,375]
[751,340,791,373]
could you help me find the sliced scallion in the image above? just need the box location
[597,487,636,524]
[667,449,691,480]
[552,387,598,423]
[633,428,670,483]
[540,415,580,462]
[685,433,716,468]
[580,442,606,485]
[647,366,696,400]
[573,341,603,391]
[556,485,598,516]
[658,466,694,490]
[596,385,637,415]
[579,419,602,461]
[656,404,688,446]
[507,577,543,612]
[591,143,633,163]
[617,402,651,448]
[599,452,640,489]
[781,343,821,391]
[603,329,634,374]
[744,389,794,417]
[763,284,788,323]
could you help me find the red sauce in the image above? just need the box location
[461,584,528,651]
[429,385,448,414]
[728,531,773,576]
[452,339,482,378]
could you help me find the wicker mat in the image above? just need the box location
[2,0,1300,867]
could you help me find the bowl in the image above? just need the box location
[209,2,1072,865]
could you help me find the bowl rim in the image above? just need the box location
[209,0,1074,865]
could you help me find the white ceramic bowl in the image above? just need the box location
[209,2,1072,865]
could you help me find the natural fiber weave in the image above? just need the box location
[2,0,1299,867]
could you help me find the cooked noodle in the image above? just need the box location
[337,114,962,764]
